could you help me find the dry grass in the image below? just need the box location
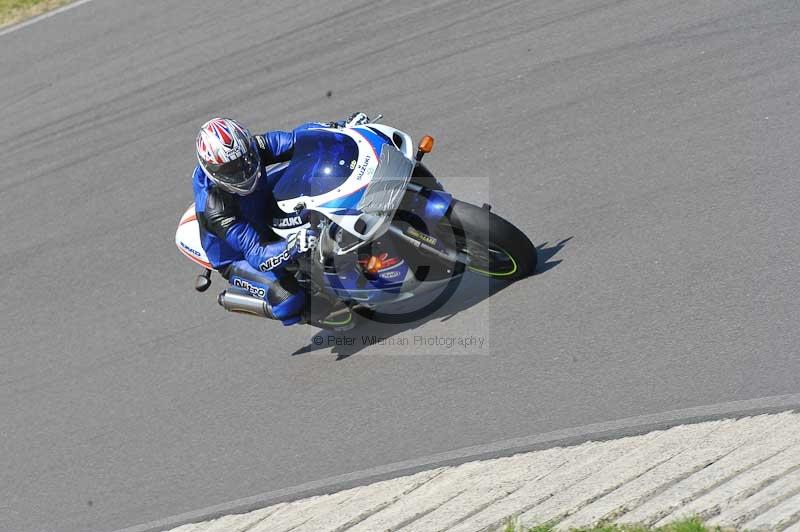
[0,0,73,28]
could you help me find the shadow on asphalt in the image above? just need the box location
[536,236,573,275]
[290,237,571,360]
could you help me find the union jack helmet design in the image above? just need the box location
[196,117,261,195]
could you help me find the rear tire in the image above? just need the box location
[442,200,537,279]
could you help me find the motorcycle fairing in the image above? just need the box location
[272,130,362,201]
[175,203,213,270]
[272,125,421,242]
[322,238,411,303]
[273,128,380,206]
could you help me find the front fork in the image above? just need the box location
[393,182,470,265]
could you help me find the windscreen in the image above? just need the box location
[273,129,360,201]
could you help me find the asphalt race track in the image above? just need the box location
[2,1,800,531]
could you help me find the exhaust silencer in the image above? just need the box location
[217,288,273,318]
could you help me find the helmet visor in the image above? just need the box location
[204,138,261,194]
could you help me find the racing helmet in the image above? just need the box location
[196,118,261,195]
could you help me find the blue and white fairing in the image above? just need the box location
[272,125,415,250]
[270,124,455,305]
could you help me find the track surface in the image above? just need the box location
[2,1,799,531]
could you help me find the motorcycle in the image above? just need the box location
[175,117,537,326]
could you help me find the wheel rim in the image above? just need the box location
[467,245,518,277]
[322,310,353,327]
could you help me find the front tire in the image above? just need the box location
[441,200,537,279]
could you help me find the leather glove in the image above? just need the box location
[344,112,370,127]
[288,227,318,254]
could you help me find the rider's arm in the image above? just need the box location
[253,131,294,164]
[197,187,294,273]
[253,123,329,165]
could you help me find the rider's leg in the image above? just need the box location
[222,260,306,325]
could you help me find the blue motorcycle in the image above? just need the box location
[176,117,536,326]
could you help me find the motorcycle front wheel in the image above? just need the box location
[440,200,537,279]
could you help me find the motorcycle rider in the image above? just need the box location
[193,114,369,326]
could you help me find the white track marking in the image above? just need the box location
[0,0,95,38]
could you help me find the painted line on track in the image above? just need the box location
[0,0,95,38]
[114,393,800,532]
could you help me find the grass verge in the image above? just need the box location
[503,517,716,532]
[0,0,73,28]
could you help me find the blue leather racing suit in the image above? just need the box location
[192,122,322,325]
